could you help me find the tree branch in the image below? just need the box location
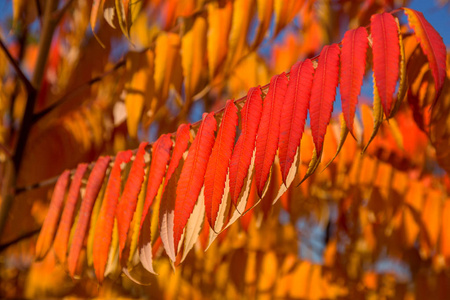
[32,59,126,123]
[0,227,41,252]
[52,0,76,25]
[0,0,60,240]
[0,37,35,93]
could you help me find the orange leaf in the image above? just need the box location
[441,201,450,260]
[68,156,111,278]
[35,170,70,260]
[116,142,148,260]
[53,163,88,264]
[92,151,132,283]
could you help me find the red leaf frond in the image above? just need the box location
[204,100,238,228]
[229,87,263,205]
[164,124,191,190]
[174,113,217,253]
[340,27,368,133]
[255,73,288,197]
[310,44,341,155]
[279,59,315,183]
[116,142,149,259]
[140,134,173,230]
[404,8,447,101]
[371,12,399,117]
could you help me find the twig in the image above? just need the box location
[0,228,41,252]
[0,37,35,93]
[52,0,76,25]
[32,59,126,123]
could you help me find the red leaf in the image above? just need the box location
[204,100,238,228]
[140,134,173,230]
[159,123,191,261]
[35,170,70,260]
[164,124,191,189]
[116,142,148,259]
[174,113,217,253]
[371,12,399,117]
[53,163,88,263]
[92,150,132,282]
[255,73,288,197]
[403,8,447,101]
[310,44,341,155]
[279,60,315,183]
[340,27,368,133]
[67,156,111,278]
[230,87,263,205]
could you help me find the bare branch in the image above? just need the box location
[0,37,35,93]
[0,0,60,240]
[52,0,76,25]
[0,227,41,252]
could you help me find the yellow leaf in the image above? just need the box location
[127,164,148,266]
[274,0,303,36]
[181,15,207,109]
[86,177,108,266]
[207,1,232,79]
[154,32,182,105]
[289,261,312,298]
[441,200,450,260]
[150,182,164,244]
[322,114,349,171]
[273,147,300,205]
[124,50,154,138]
[226,0,255,70]
[257,251,278,292]
[252,0,274,47]
[390,20,407,118]
[421,191,442,257]
[403,184,424,247]
[104,220,121,279]
[362,73,383,153]
[90,0,104,31]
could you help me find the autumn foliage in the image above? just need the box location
[0,0,450,298]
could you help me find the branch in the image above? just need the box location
[52,0,76,25]
[32,59,126,123]
[0,37,35,93]
[0,0,60,240]
[0,228,41,252]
